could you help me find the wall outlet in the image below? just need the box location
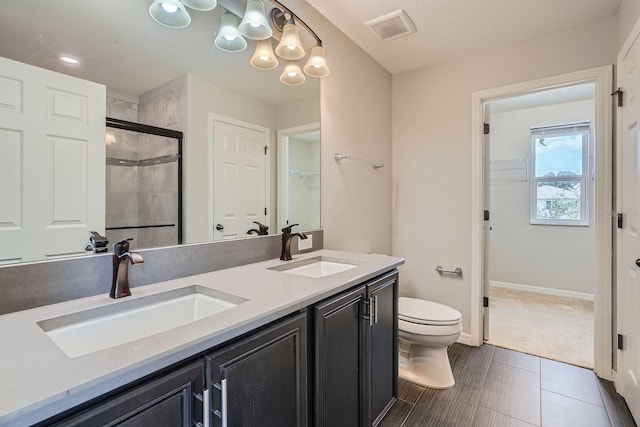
[298,234,313,251]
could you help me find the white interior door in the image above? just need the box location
[212,120,267,240]
[0,56,105,263]
[617,26,640,423]
[482,103,491,342]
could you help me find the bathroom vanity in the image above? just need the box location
[0,250,403,427]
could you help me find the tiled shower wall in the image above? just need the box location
[105,95,180,250]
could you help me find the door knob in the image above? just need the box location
[216,224,224,231]
[635,259,640,268]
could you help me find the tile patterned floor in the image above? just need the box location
[380,343,637,427]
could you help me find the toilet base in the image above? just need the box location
[398,345,455,389]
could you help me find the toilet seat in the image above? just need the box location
[399,297,462,326]
[399,318,462,337]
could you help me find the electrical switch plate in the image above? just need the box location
[298,234,313,251]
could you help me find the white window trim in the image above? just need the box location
[530,125,590,226]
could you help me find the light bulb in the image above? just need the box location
[161,3,178,13]
[250,22,260,28]
[224,35,235,41]
[259,55,269,61]
[288,71,297,77]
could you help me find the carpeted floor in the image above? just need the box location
[487,285,594,369]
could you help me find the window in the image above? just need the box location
[530,122,590,226]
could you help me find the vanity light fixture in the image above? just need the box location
[280,60,305,85]
[215,13,247,52]
[238,0,272,40]
[147,0,331,84]
[149,0,191,28]
[250,39,279,70]
[181,0,217,10]
[274,18,305,60]
[302,43,329,77]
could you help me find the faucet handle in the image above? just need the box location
[253,221,269,235]
[85,231,109,253]
[281,224,299,234]
[113,238,134,255]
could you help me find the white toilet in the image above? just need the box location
[398,297,462,389]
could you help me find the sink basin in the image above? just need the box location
[269,256,360,278]
[38,285,247,358]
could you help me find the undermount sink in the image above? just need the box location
[269,256,361,278]
[38,285,247,358]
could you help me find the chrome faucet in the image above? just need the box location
[280,224,308,261]
[111,238,144,299]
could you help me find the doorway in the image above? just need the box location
[485,84,596,368]
[470,66,613,379]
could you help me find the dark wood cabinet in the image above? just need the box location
[49,361,204,427]
[314,270,398,427]
[314,285,368,427]
[367,273,398,426]
[206,313,307,427]
[39,269,398,427]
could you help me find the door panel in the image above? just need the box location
[213,120,267,240]
[315,286,367,427]
[617,26,640,422]
[0,56,105,263]
[368,274,398,426]
[206,313,307,427]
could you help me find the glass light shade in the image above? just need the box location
[250,39,279,70]
[215,14,247,52]
[181,0,216,10]
[238,0,272,40]
[303,45,330,77]
[149,0,191,28]
[275,23,305,60]
[280,61,306,85]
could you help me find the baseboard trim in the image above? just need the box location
[490,280,594,301]
[457,332,473,346]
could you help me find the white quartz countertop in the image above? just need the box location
[0,249,404,426]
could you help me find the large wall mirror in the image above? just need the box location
[0,0,320,264]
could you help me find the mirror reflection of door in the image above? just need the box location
[212,119,269,240]
[277,124,321,232]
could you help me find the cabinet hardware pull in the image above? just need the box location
[369,297,374,327]
[221,378,228,427]
[203,389,211,427]
[374,295,379,324]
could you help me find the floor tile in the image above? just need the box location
[493,346,540,373]
[541,390,610,427]
[472,407,536,427]
[403,381,482,427]
[379,399,413,427]
[448,342,496,386]
[541,358,603,407]
[398,378,424,404]
[479,361,540,426]
[596,378,638,427]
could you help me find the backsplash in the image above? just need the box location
[0,230,322,315]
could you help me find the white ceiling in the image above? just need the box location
[305,0,622,74]
[0,0,318,105]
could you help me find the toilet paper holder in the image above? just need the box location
[435,265,462,275]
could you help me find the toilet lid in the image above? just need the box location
[399,297,462,326]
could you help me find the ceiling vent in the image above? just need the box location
[364,9,416,42]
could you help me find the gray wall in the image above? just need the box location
[0,230,322,315]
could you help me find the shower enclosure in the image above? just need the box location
[105,117,183,250]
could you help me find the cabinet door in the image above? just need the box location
[49,361,204,427]
[314,285,367,427]
[206,313,307,427]
[368,272,398,426]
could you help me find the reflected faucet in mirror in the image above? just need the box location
[246,221,269,236]
[280,224,308,261]
[84,232,109,254]
[111,239,144,299]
